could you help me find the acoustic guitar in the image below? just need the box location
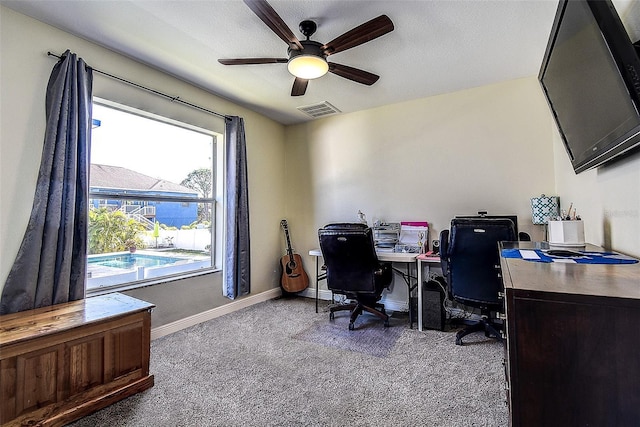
[280,219,309,293]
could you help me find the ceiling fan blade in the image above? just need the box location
[243,0,303,50]
[322,15,394,56]
[291,78,308,96]
[328,63,379,85]
[218,58,288,65]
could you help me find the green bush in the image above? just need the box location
[88,208,146,254]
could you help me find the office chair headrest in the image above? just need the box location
[321,223,368,231]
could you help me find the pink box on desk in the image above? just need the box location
[401,221,429,227]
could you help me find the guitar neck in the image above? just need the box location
[284,230,294,256]
[282,221,294,258]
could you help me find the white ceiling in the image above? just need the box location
[2,0,638,125]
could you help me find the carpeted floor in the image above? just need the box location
[69,297,508,426]
[293,311,406,358]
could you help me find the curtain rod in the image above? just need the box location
[47,51,229,120]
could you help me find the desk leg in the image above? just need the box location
[391,262,418,329]
[417,259,423,332]
[408,262,415,329]
[315,256,319,313]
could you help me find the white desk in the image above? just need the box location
[308,249,419,326]
[308,248,417,263]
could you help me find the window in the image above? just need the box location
[87,99,221,293]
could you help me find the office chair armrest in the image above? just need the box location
[439,229,450,275]
[518,231,531,241]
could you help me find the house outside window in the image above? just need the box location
[87,99,221,293]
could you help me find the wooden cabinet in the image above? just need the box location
[0,293,154,427]
[500,242,640,427]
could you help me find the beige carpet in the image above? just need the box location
[69,297,508,426]
[293,310,405,358]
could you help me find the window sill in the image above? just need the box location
[86,267,222,297]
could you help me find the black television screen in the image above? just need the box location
[539,0,640,173]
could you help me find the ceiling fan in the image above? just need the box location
[218,0,394,96]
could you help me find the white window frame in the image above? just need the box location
[87,98,224,295]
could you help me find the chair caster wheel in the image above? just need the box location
[384,320,390,328]
[329,312,335,321]
[348,322,355,331]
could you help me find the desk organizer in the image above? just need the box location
[374,222,400,249]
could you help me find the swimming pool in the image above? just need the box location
[88,253,184,269]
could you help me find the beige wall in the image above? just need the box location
[285,75,640,304]
[550,1,640,259]
[2,5,639,324]
[0,7,286,323]
[552,127,640,257]
[285,77,558,302]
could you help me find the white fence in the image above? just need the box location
[142,228,211,251]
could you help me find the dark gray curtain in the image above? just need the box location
[224,116,250,299]
[1,50,93,315]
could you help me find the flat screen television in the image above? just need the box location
[539,0,640,174]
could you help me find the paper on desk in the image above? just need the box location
[519,250,576,263]
[519,250,540,260]
[399,223,428,246]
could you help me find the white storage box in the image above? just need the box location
[548,220,585,246]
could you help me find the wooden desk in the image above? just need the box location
[0,293,155,427]
[308,249,419,325]
[499,242,640,426]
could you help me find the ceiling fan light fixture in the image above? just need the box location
[287,55,329,79]
[219,3,395,97]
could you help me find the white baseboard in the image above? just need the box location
[151,287,282,340]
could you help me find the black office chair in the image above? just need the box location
[439,218,516,345]
[518,231,531,241]
[318,223,393,330]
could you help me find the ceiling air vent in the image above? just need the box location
[297,101,341,118]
